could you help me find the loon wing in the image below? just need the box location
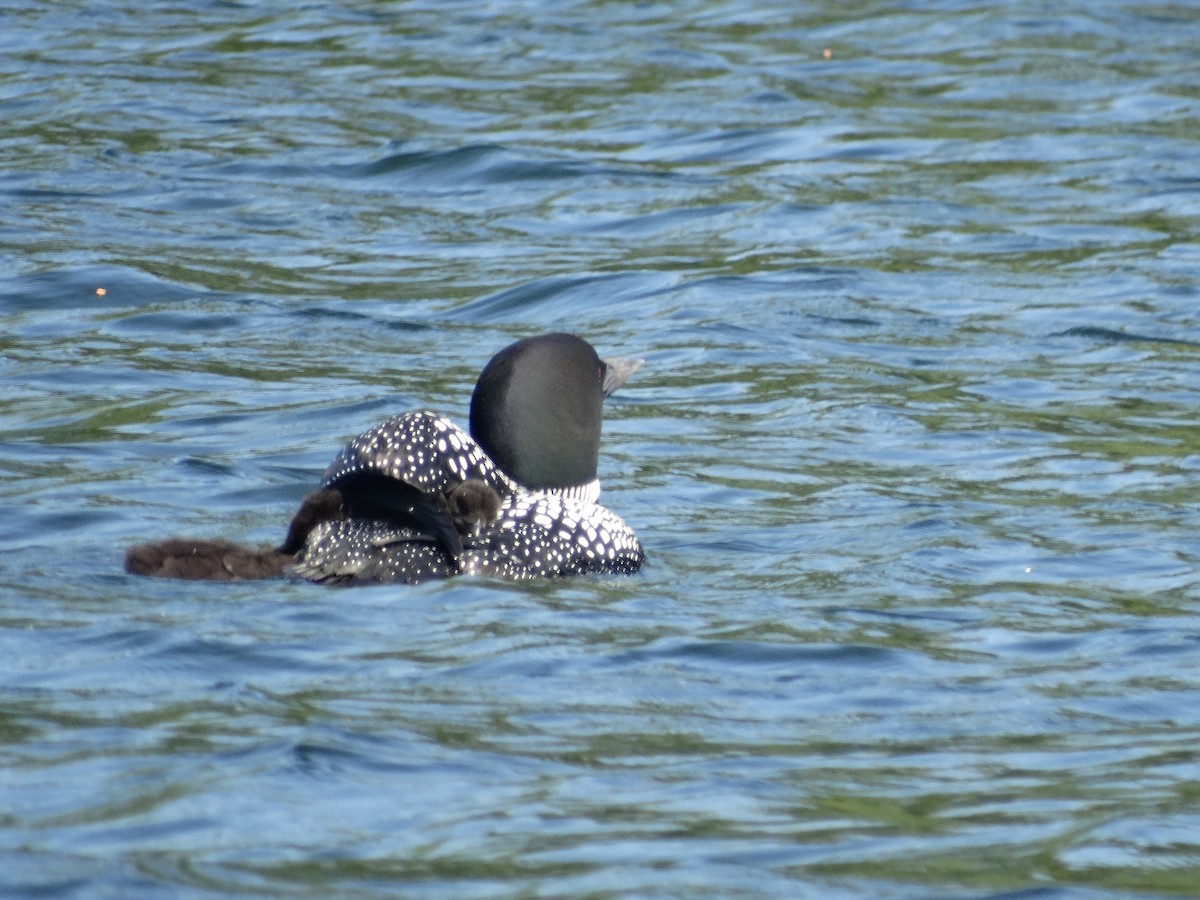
[328,470,464,558]
[322,411,513,497]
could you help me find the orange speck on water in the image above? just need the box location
[823,48,832,59]
[95,287,107,296]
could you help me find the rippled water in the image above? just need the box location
[3,1,1200,896]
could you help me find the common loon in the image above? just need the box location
[124,333,644,584]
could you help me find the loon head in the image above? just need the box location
[469,333,640,492]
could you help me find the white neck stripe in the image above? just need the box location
[549,479,601,504]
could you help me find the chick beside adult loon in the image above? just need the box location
[124,333,644,584]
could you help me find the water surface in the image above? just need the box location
[3,1,1199,896]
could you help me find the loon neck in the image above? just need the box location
[548,478,601,504]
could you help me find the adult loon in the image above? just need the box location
[124,333,644,584]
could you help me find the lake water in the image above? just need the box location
[3,1,1199,896]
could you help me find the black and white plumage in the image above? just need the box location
[290,474,643,584]
[322,412,515,498]
[124,333,645,585]
[288,334,645,585]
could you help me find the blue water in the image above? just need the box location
[3,1,1200,896]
